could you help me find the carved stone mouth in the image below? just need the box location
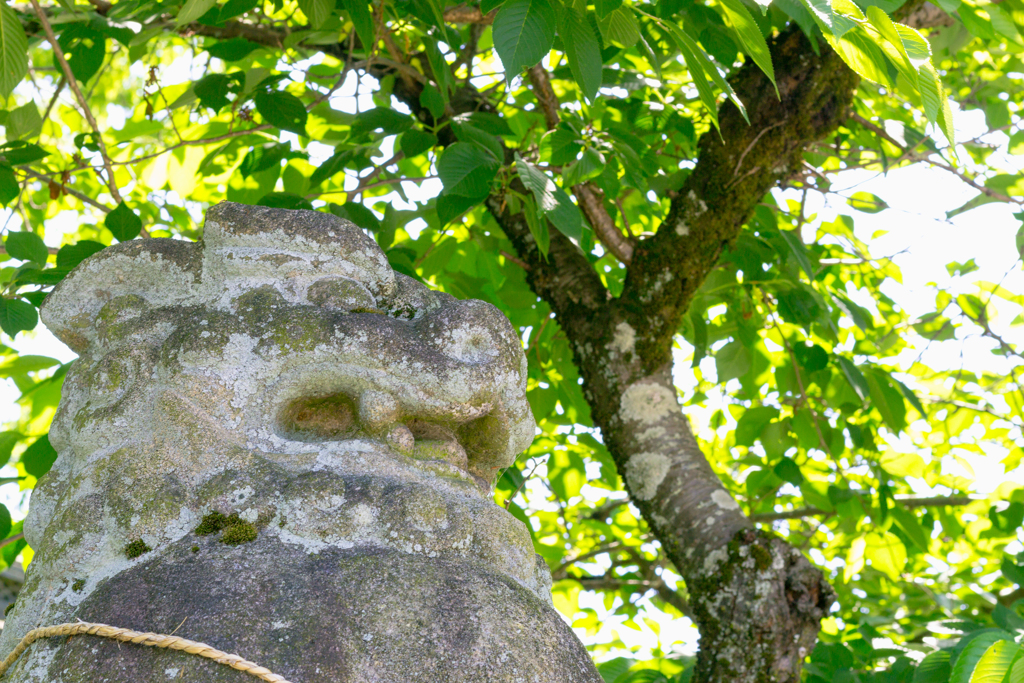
[276,392,486,486]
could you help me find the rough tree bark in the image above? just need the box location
[484,25,859,678]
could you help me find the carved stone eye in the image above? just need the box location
[307,277,376,311]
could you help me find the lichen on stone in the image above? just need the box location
[71,579,85,593]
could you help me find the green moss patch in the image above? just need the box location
[194,511,258,546]
[124,539,151,559]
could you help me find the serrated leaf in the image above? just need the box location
[0,298,36,337]
[493,0,557,79]
[105,201,143,242]
[953,634,1017,683]
[437,142,500,197]
[0,2,28,98]
[0,143,47,166]
[561,6,602,102]
[298,0,333,28]
[913,651,951,683]
[4,232,48,264]
[515,153,584,242]
[451,121,503,161]
[718,0,777,93]
[254,90,308,135]
[599,6,640,47]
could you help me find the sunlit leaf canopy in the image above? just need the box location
[0,0,1020,677]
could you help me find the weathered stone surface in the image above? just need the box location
[0,203,602,682]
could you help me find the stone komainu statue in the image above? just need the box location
[0,203,603,682]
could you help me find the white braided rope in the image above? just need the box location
[0,621,293,682]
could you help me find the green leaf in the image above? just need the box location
[913,651,951,683]
[0,165,19,206]
[0,504,10,544]
[774,457,804,484]
[515,153,584,241]
[5,102,41,141]
[437,142,500,197]
[0,2,28,98]
[865,369,907,433]
[779,228,815,280]
[541,123,583,165]
[563,147,605,186]
[298,0,333,27]
[718,0,777,93]
[105,201,143,242]
[21,433,56,478]
[56,240,106,270]
[0,298,36,337]
[176,0,219,25]
[4,232,48,264]
[0,143,48,165]
[599,6,640,48]
[0,355,59,377]
[256,192,314,210]
[836,356,869,401]
[437,193,485,225]
[194,73,234,112]
[307,148,352,187]
[330,202,381,231]
[206,38,261,61]
[522,193,549,257]
[451,120,503,161]
[218,0,260,21]
[399,129,438,157]
[661,20,748,129]
[953,634,1017,683]
[561,6,602,102]
[847,191,888,213]
[254,90,308,136]
[419,84,446,118]
[863,530,906,580]
[352,107,414,135]
[735,405,778,446]
[0,431,22,469]
[340,0,374,49]
[890,507,931,552]
[970,640,1023,683]
[493,0,557,79]
[716,339,752,382]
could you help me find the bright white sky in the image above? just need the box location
[1,61,1021,661]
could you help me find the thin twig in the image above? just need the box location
[28,0,122,204]
[20,169,112,213]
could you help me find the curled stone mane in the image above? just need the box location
[0,202,603,683]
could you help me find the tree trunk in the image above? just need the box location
[488,25,858,683]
